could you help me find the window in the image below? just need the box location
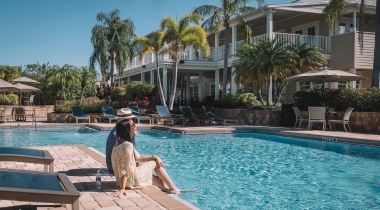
[307,27,315,36]
[295,30,303,35]
[190,86,198,102]
[211,85,215,97]
[299,82,311,90]
[350,24,354,32]
[338,82,349,88]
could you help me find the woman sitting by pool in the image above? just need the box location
[111,119,182,196]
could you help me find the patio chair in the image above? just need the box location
[202,106,238,125]
[179,106,212,125]
[292,106,308,128]
[14,107,26,121]
[0,168,80,210]
[308,106,327,130]
[26,95,35,106]
[155,105,187,125]
[3,107,14,122]
[0,147,54,172]
[101,106,118,123]
[71,106,90,124]
[328,107,354,132]
[128,106,151,124]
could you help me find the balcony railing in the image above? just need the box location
[122,32,330,72]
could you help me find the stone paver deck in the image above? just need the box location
[0,144,195,210]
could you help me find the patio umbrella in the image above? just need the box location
[13,77,39,85]
[13,83,40,106]
[0,78,19,92]
[285,67,366,88]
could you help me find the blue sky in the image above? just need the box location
[0,0,290,68]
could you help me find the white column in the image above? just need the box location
[266,10,273,40]
[140,72,145,84]
[163,65,168,100]
[353,11,357,31]
[214,69,220,100]
[266,9,274,104]
[214,33,219,61]
[350,68,357,88]
[198,72,203,102]
[231,67,237,95]
[232,25,237,56]
[186,74,190,105]
[150,70,154,84]
[268,75,273,104]
[127,76,131,84]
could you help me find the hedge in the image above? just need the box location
[293,88,380,112]
[54,99,108,113]
[0,94,18,105]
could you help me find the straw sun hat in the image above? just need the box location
[116,108,134,119]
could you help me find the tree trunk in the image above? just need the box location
[222,26,230,97]
[110,51,116,86]
[168,58,179,110]
[156,55,167,106]
[273,85,286,106]
[258,88,265,106]
[266,76,270,106]
[80,88,84,106]
[372,0,380,87]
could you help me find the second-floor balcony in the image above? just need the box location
[124,32,331,71]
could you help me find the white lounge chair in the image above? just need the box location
[308,106,327,130]
[328,107,354,132]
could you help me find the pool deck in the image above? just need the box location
[0,121,379,209]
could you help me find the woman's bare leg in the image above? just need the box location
[147,161,180,194]
[152,175,168,190]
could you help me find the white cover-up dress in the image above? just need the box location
[111,141,152,188]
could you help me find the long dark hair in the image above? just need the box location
[116,119,135,145]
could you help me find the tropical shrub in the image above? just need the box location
[0,94,18,105]
[54,99,107,113]
[213,93,260,109]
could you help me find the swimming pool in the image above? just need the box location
[0,127,379,209]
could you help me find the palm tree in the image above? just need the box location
[161,13,210,110]
[324,0,380,87]
[79,67,98,105]
[50,64,80,100]
[193,0,262,97]
[133,30,167,106]
[90,9,136,85]
[233,39,297,105]
[288,43,327,71]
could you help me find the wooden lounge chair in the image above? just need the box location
[0,168,80,210]
[202,106,238,125]
[155,105,187,125]
[179,106,212,125]
[128,106,151,124]
[0,147,54,172]
[101,106,118,123]
[71,106,90,124]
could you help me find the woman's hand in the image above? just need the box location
[114,188,126,197]
[153,156,164,168]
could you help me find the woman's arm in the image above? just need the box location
[136,155,164,168]
[114,174,127,197]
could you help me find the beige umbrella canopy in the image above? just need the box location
[13,77,39,85]
[286,67,366,84]
[0,78,19,92]
[13,83,40,106]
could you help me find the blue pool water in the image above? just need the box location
[0,127,380,209]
